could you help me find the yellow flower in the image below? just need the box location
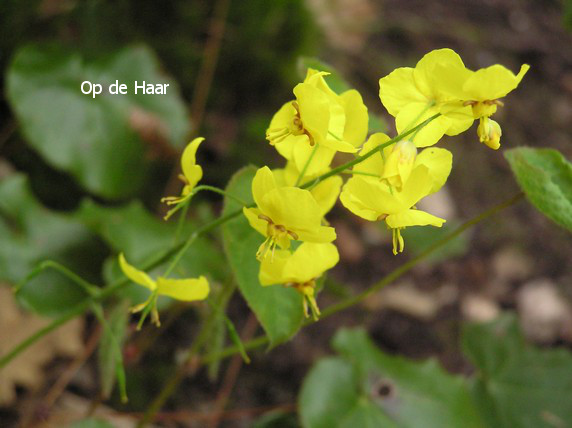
[379,49,474,147]
[266,69,368,175]
[243,166,336,260]
[119,253,209,327]
[272,161,343,217]
[161,137,204,217]
[259,242,339,319]
[341,141,452,254]
[477,117,502,150]
[457,63,529,119]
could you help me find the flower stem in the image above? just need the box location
[295,143,319,187]
[193,185,248,206]
[0,112,440,370]
[200,192,524,365]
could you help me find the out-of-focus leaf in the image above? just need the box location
[400,220,469,263]
[299,328,482,428]
[505,147,572,233]
[0,175,95,316]
[222,166,304,346]
[78,200,226,305]
[252,411,299,428]
[98,300,129,400]
[462,314,572,428]
[7,44,190,199]
[68,419,115,428]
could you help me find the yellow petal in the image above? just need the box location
[251,166,278,208]
[340,89,369,147]
[340,189,380,221]
[295,224,337,243]
[414,147,453,194]
[395,104,451,147]
[463,64,530,100]
[353,133,391,178]
[274,134,309,161]
[414,48,470,99]
[181,137,204,189]
[259,243,339,286]
[156,276,209,301]
[292,142,335,176]
[311,175,343,217]
[118,253,156,291]
[397,165,434,207]
[259,187,322,231]
[243,207,267,238]
[294,83,330,143]
[341,177,404,217]
[386,209,445,228]
[379,67,426,117]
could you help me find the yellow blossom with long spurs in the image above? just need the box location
[161,137,204,218]
[259,242,339,320]
[266,69,368,175]
[379,48,474,147]
[341,135,452,254]
[243,166,336,260]
[119,253,209,327]
[272,161,343,217]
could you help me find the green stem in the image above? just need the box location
[173,198,191,244]
[14,260,99,297]
[193,185,248,206]
[200,192,524,365]
[295,143,319,187]
[0,112,441,370]
[0,211,242,370]
[301,113,440,190]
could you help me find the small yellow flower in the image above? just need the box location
[161,137,204,217]
[457,64,529,119]
[477,117,502,150]
[243,167,336,260]
[259,242,339,319]
[341,136,452,254]
[119,253,209,327]
[266,69,368,175]
[379,49,474,147]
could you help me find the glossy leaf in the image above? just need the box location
[300,328,482,428]
[462,315,572,428]
[505,147,572,233]
[0,175,95,316]
[7,44,190,198]
[222,166,304,346]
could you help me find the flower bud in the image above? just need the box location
[381,140,417,190]
[477,117,502,150]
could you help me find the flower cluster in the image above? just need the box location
[148,48,527,323]
[246,50,527,318]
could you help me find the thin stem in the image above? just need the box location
[301,113,440,190]
[200,192,524,365]
[295,144,319,187]
[13,260,99,297]
[0,112,441,370]
[193,185,248,206]
[174,199,191,244]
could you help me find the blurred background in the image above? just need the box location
[1,0,572,426]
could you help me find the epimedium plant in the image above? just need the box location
[2,47,572,426]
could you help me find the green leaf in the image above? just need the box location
[400,220,469,264]
[0,174,95,316]
[7,44,190,199]
[505,147,572,233]
[98,300,129,400]
[222,166,304,346]
[299,328,483,428]
[462,314,572,428]
[68,419,115,428]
